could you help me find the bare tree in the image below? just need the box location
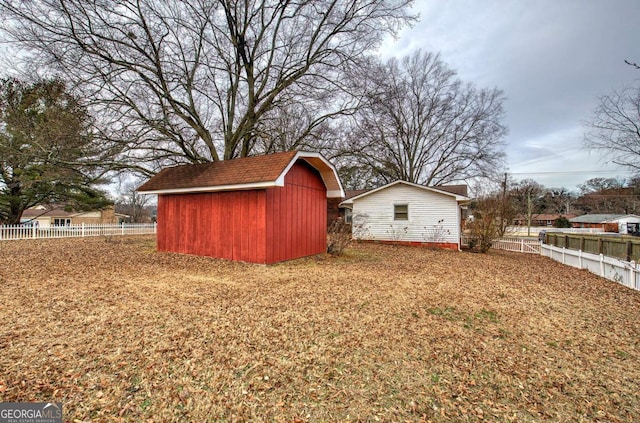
[510,179,545,236]
[540,187,576,215]
[345,50,507,186]
[467,192,516,253]
[116,179,151,223]
[2,0,414,172]
[574,177,639,214]
[584,85,640,171]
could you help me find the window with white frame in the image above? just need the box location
[394,204,408,220]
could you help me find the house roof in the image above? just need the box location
[434,184,468,197]
[21,204,115,220]
[569,214,640,223]
[344,189,370,200]
[514,213,578,221]
[340,180,470,205]
[137,151,345,198]
[21,207,79,219]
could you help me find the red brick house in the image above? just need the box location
[512,214,577,227]
[137,151,344,264]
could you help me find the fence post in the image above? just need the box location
[600,253,605,277]
[521,238,524,253]
[32,224,36,239]
[154,222,157,234]
[82,222,85,237]
[598,238,603,255]
[578,250,583,269]
[562,247,566,264]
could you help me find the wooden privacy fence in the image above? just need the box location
[0,223,157,241]
[544,232,640,262]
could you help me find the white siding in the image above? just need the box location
[617,216,640,234]
[352,184,461,244]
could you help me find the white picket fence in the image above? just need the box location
[484,238,640,291]
[488,236,640,291]
[0,223,157,240]
[541,244,640,291]
[491,237,541,254]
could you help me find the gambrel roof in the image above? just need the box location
[137,151,344,198]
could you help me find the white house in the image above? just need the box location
[340,180,470,250]
[570,214,640,234]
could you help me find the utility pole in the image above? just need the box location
[502,172,507,198]
[527,191,532,237]
[501,173,508,236]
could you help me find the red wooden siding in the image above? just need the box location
[265,161,327,263]
[156,159,328,264]
[157,190,267,263]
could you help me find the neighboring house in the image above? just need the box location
[332,185,468,226]
[569,214,640,233]
[513,213,578,227]
[137,151,344,264]
[20,204,126,227]
[327,189,369,225]
[340,180,470,250]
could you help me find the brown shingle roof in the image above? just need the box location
[137,151,345,197]
[344,189,370,200]
[137,151,298,193]
[434,184,468,196]
[21,207,78,218]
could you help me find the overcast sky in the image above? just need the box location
[379,0,640,190]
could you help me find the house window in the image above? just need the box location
[344,208,353,224]
[53,218,71,226]
[394,204,408,220]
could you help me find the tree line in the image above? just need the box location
[464,176,640,252]
[0,0,508,224]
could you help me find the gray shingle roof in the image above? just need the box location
[570,214,627,223]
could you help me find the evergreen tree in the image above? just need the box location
[0,78,110,225]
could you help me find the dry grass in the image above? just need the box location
[1,236,640,422]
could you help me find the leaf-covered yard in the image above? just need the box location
[1,236,639,422]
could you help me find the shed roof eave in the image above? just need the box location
[293,152,345,198]
[137,180,279,195]
[326,189,344,198]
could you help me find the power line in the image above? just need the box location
[509,170,636,176]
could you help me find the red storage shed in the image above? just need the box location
[137,151,344,264]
